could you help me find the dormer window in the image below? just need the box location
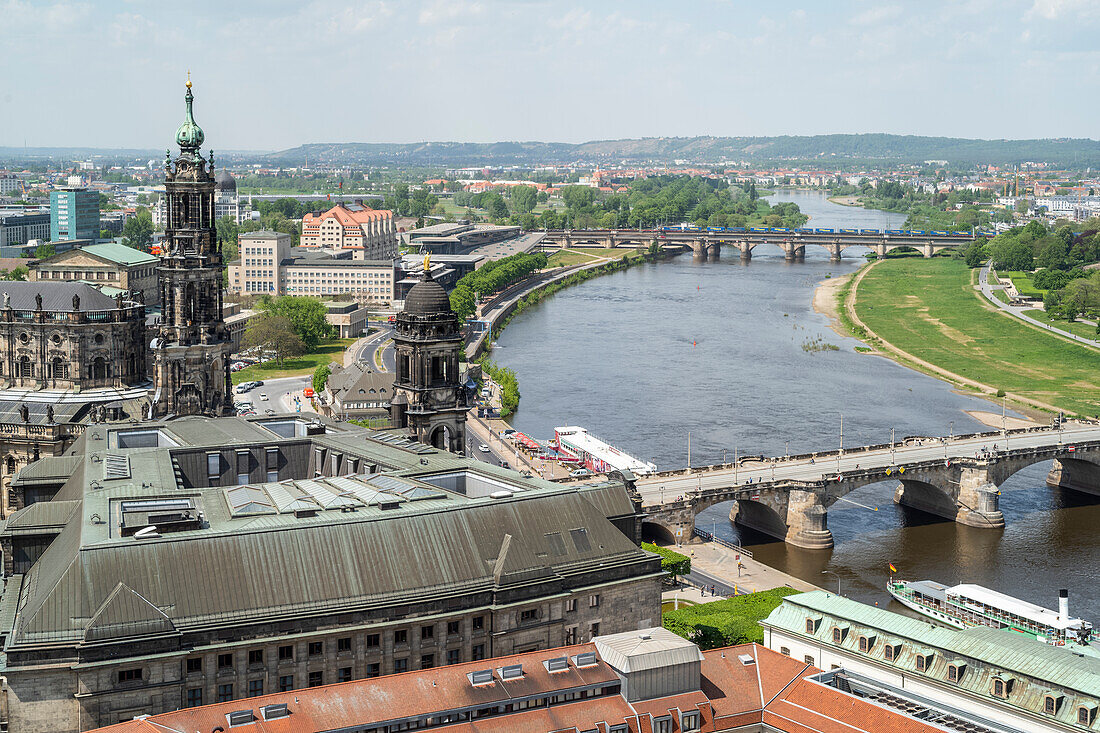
[1079,705,1096,725]
[858,635,874,653]
[831,626,848,644]
[884,643,901,662]
[947,663,965,683]
[991,677,1012,698]
[805,617,819,634]
[1044,694,1063,715]
[915,653,932,672]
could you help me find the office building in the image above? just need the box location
[301,202,398,260]
[50,187,100,241]
[0,210,50,247]
[0,414,661,731]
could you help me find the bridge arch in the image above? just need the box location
[728,498,789,543]
[893,477,960,519]
[641,519,678,545]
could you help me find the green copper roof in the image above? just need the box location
[80,242,158,266]
[174,82,204,151]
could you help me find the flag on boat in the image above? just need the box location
[889,563,897,573]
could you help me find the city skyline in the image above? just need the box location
[2,0,1098,151]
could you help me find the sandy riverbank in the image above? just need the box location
[964,410,1036,429]
[812,271,854,339]
[827,195,862,207]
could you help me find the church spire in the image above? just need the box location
[174,75,205,155]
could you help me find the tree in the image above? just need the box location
[122,209,153,251]
[511,185,537,214]
[34,243,56,260]
[242,313,305,365]
[258,296,333,350]
[963,241,985,268]
[313,363,331,395]
[0,266,27,281]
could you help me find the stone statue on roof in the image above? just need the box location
[72,293,80,311]
[19,404,28,423]
[46,404,54,423]
[34,293,42,311]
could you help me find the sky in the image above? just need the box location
[1,0,1098,151]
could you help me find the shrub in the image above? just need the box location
[641,542,691,578]
[662,588,798,649]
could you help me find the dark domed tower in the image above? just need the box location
[390,259,467,452]
[150,78,234,418]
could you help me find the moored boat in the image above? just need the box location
[887,579,1093,645]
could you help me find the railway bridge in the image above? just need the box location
[539,228,982,262]
[629,421,1100,550]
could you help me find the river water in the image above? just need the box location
[494,189,1100,621]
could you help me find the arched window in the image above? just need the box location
[992,678,1006,697]
[17,356,32,379]
[51,357,68,380]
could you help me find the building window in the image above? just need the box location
[1079,707,1093,725]
[186,657,202,673]
[186,687,202,707]
[916,654,931,672]
[117,668,142,684]
[472,645,485,661]
[308,671,323,687]
[589,594,600,608]
[447,621,460,636]
[884,644,898,662]
[948,664,963,682]
[278,675,294,692]
[218,653,233,669]
[217,683,233,702]
[367,663,380,678]
[566,599,577,613]
[805,618,815,633]
[780,647,790,656]
[337,637,352,652]
[804,655,815,665]
[248,649,263,666]
[338,667,352,683]
[421,625,434,640]
[395,629,408,645]
[394,658,408,674]
[1045,695,1060,715]
[565,627,578,645]
[654,718,672,733]
[308,641,323,656]
[366,633,380,648]
[681,712,701,732]
[207,453,221,485]
[236,451,250,484]
[520,609,538,623]
[992,678,1006,698]
[472,616,484,631]
[832,628,843,644]
[858,636,872,653]
[278,645,293,661]
[421,654,434,669]
[248,679,263,697]
[589,622,600,638]
[447,649,460,665]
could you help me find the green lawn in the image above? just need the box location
[1023,309,1100,340]
[231,339,354,384]
[662,588,797,648]
[547,249,600,267]
[992,289,1010,304]
[571,247,642,260]
[853,259,1100,417]
[1005,271,1045,299]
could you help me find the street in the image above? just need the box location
[233,375,313,416]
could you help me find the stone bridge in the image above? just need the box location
[633,422,1100,550]
[539,229,980,262]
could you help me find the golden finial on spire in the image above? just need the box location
[423,252,431,274]
[186,70,192,89]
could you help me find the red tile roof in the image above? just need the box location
[89,642,946,733]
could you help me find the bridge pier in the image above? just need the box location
[825,242,843,262]
[739,242,752,261]
[922,242,934,258]
[728,487,833,550]
[707,242,721,260]
[692,239,707,260]
[873,244,887,260]
[1047,457,1100,495]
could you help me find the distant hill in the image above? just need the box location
[268,134,1100,168]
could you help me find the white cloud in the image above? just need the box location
[418,0,484,25]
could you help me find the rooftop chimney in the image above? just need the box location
[1060,589,1069,620]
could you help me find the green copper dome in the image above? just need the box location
[174,81,205,151]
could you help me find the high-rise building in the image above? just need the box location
[149,79,234,417]
[49,186,99,241]
[390,258,467,452]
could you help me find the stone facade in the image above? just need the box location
[150,81,233,418]
[4,577,660,731]
[28,244,159,304]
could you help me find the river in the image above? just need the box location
[492,189,1100,621]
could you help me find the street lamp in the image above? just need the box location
[890,427,896,466]
[822,570,841,595]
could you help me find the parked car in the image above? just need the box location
[569,469,592,478]
[235,384,251,394]
[478,444,490,453]
[259,393,269,401]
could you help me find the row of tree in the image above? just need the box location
[448,251,548,321]
[981,220,1100,272]
[241,296,336,364]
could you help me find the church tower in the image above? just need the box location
[389,257,467,452]
[150,78,233,418]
